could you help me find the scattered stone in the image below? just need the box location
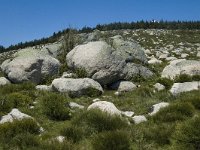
[36,85,52,91]
[148,58,162,64]
[181,53,189,58]
[110,81,137,92]
[154,83,165,91]
[170,81,200,95]
[51,78,103,97]
[69,102,84,109]
[149,102,169,116]
[61,72,75,78]
[121,111,134,117]
[197,51,200,57]
[93,98,100,102]
[87,101,121,116]
[0,77,11,86]
[114,91,121,96]
[162,59,200,79]
[0,109,32,124]
[132,115,147,124]
[55,136,65,143]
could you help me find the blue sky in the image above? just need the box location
[0,0,200,47]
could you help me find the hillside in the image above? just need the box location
[0,29,200,150]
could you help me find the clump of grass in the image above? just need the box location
[157,77,173,90]
[172,116,200,150]
[0,119,40,144]
[0,95,13,115]
[74,67,88,78]
[152,102,195,123]
[6,92,33,108]
[41,92,71,121]
[92,130,131,150]
[174,74,200,83]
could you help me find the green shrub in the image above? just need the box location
[41,92,71,120]
[174,74,192,83]
[152,103,195,123]
[92,130,131,150]
[6,92,33,108]
[71,110,128,135]
[0,95,13,114]
[142,123,175,145]
[0,82,35,95]
[172,117,200,150]
[192,75,200,81]
[157,77,173,90]
[74,67,88,78]
[9,133,40,149]
[0,119,40,143]
[61,125,84,143]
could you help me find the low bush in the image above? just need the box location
[6,92,33,108]
[0,95,13,114]
[41,92,71,120]
[61,125,84,143]
[172,117,200,150]
[71,110,128,136]
[142,123,175,145]
[74,67,88,78]
[157,77,173,90]
[0,119,40,143]
[152,102,195,123]
[174,74,192,83]
[92,130,131,150]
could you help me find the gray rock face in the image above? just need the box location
[1,48,60,84]
[162,59,200,79]
[87,101,121,116]
[66,36,153,85]
[0,77,11,86]
[109,81,136,92]
[51,78,103,97]
[149,102,169,116]
[0,109,32,124]
[170,81,200,95]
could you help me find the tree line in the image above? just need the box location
[1,20,200,53]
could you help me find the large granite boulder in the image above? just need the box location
[162,59,200,79]
[51,78,103,97]
[1,48,60,84]
[66,36,153,85]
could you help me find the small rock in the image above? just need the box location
[114,91,121,96]
[55,136,65,143]
[149,102,169,116]
[110,81,137,92]
[121,111,134,117]
[0,77,11,86]
[36,85,52,91]
[0,109,32,124]
[69,102,84,109]
[93,98,100,102]
[61,72,75,78]
[154,83,165,91]
[181,53,189,58]
[132,115,147,124]
[87,101,121,116]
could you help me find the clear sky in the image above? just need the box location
[0,0,200,47]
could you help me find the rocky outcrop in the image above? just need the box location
[87,101,121,116]
[51,78,103,97]
[162,59,200,79]
[170,81,200,95]
[66,36,153,85]
[1,48,60,84]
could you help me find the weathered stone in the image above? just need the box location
[51,78,103,97]
[149,102,169,116]
[132,115,147,124]
[109,81,136,92]
[0,77,11,86]
[170,81,200,95]
[87,101,121,116]
[154,83,165,91]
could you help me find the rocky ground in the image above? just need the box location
[0,29,200,149]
